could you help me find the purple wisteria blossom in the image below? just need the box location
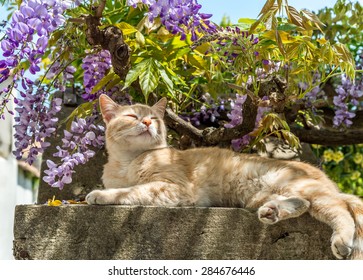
[226,95,270,151]
[13,84,62,165]
[46,59,77,92]
[127,0,216,40]
[43,116,105,189]
[82,50,113,101]
[298,72,322,104]
[0,0,77,123]
[180,93,224,127]
[0,0,78,121]
[215,27,259,64]
[81,49,132,104]
[225,94,247,128]
[224,94,248,151]
[0,0,74,81]
[333,75,363,127]
[230,135,251,152]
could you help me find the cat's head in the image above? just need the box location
[99,94,168,152]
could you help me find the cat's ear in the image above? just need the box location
[99,94,118,124]
[152,97,167,118]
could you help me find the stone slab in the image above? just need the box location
[13,205,334,260]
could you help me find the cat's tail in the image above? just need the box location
[342,194,363,260]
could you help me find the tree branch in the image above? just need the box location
[165,96,258,146]
[290,126,363,145]
[95,0,107,18]
[164,108,203,142]
[84,15,131,79]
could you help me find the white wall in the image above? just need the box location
[0,85,35,260]
[0,153,18,259]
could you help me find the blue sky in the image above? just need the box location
[0,1,362,23]
[199,0,363,24]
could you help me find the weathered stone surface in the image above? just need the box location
[13,205,334,260]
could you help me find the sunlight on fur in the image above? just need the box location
[86,94,363,260]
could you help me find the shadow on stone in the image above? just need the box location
[13,205,334,260]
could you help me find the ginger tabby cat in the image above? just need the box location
[86,94,363,260]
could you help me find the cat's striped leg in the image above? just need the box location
[86,181,194,206]
[257,197,310,224]
[307,194,356,259]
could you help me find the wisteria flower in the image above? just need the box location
[127,0,216,40]
[13,84,62,165]
[43,116,105,189]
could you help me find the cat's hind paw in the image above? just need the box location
[331,235,353,259]
[258,197,310,225]
[258,202,280,224]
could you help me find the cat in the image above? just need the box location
[86,94,363,260]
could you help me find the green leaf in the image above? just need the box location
[48,30,63,47]
[281,130,301,149]
[333,43,355,79]
[277,23,298,32]
[286,5,303,27]
[114,22,138,35]
[62,102,95,131]
[237,18,257,29]
[301,9,325,31]
[187,53,208,70]
[124,59,148,89]
[258,0,276,17]
[249,19,263,33]
[138,58,159,101]
[105,76,122,91]
[238,18,257,25]
[91,71,117,94]
[194,42,211,56]
[165,66,187,86]
[135,31,145,46]
[155,61,174,93]
[167,36,189,51]
[167,47,190,62]
[275,29,286,55]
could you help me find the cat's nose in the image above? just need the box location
[142,118,152,127]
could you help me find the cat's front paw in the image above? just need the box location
[86,190,109,205]
[258,202,280,224]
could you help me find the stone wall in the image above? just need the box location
[13,204,334,260]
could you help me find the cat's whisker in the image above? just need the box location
[108,130,124,140]
[108,126,135,140]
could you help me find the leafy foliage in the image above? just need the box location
[312,145,363,197]
[0,0,362,191]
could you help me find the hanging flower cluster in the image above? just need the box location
[82,50,113,101]
[0,0,77,162]
[0,0,74,84]
[43,116,105,189]
[127,0,216,40]
[333,75,363,127]
[13,84,62,165]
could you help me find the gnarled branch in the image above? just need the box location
[165,96,258,147]
[290,126,363,146]
[84,14,131,79]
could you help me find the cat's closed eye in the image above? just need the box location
[125,114,138,119]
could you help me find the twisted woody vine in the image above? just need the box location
[0,0,363,195]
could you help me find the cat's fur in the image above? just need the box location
[86,94,363,260]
